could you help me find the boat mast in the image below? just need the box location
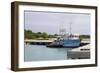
[59,24,66,38]
[70,21,72,36]
[69,18,72,37]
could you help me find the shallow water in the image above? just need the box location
[24,44,72,62]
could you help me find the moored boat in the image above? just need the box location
[47,37,80,48]
[47,20,81,48]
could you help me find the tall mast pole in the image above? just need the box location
[69,18,72,37]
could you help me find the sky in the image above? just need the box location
[24,11,90,35]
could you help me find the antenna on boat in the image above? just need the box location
[69,20,71,36]
[69,18,72,37]
[59,23,66,38]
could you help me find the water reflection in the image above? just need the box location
[24,44,72,62]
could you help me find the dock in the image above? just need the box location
[25,39,54,45]
[25,39,90,45]
[67,44,90,59]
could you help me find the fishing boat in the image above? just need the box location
[47,21,81,48]
[47,35,80,48]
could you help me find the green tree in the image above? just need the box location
[25,30,52,39]
[24,30,36,39]
[42,32,48,39]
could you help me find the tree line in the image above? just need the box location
[24,30,90,40]
[24,30,56,39]
[79,35,90,40]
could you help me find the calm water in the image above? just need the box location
[24,44,72,62]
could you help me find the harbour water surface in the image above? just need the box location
[24,44,72,62]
